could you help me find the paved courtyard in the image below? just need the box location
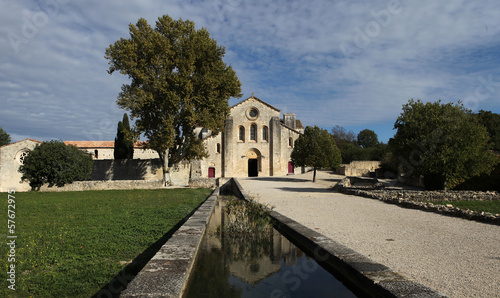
[238,171,500,298]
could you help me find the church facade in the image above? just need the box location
[192,94,304,178]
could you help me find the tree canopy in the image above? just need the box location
[331,125,356,148]
[389,99,498,190]
[19,140,93,191]
[114,113,135,159]
[105,15,241,184]
[0,127,11,146]
[291,126,342,182]
[474,110,500,151]
[357,129,378,148]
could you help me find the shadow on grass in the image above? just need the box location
[91,198,206,298]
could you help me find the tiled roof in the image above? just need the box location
[64,141,115,148]
[64,141,148,148]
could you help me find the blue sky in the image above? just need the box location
[1,0,500,144]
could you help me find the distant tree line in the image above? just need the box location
[331,126,388,164]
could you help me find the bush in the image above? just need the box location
[20,140,93,190]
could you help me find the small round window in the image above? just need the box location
[17,150,30,165]
[246,107,259,120]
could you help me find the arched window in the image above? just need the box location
[239,126,245,142]
[95,149,99,159]
[262,126,268,142]
[250,124,257,141]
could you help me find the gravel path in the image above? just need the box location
[238,171,500,298]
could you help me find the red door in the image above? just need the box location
[288,162,294,174]
[208,167,215,178]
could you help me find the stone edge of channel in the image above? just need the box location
[119,188,219,298]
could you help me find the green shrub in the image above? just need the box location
[20,140,93,190]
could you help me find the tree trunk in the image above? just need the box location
[313,168,317,182]
[159,149,170,186]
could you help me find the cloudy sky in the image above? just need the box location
[1,0,499,143]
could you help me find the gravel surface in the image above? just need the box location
[238,171,500,298]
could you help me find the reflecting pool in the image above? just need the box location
[184,198,357,298]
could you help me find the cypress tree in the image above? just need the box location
[114,114,134,159]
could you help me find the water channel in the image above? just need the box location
[183,197,358,298]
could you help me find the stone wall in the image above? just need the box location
[91,159,163,180]
[39,180,165,192]
[338,161,381,177]
[0,139,41,192]
[91,159,190,186]
[334,177,500,224]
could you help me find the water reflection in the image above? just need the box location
[184,198,357,298]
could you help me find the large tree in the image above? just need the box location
[390,99,498,190]
[474,110,500,151]
[19,141,93,191]
[114,113,135,159]
[291,126,342,182]
[105,15,241,185]
[357,129,378,148]
[0,127,11,146]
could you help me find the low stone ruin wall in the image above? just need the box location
[39,179,165,192]
[334,177,500,224]
[337,161,381,177]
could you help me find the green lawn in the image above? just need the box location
[0,188,211,297]
[432,200,500,215]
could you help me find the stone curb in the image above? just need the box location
[229,178,448,298]
[336,187,500,225]
[119,189,219,298]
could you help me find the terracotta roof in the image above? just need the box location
[230,94,281,112]
[64,141,148,148]
[295,119,304,129]
[64,141,115,148]
[0,138,42,150]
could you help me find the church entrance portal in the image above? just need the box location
[246,148,261,177]
[248,159,258,177]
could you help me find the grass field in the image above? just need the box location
[0,188,211,297]
[432,200,500,215]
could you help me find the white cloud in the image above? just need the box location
[1,0,499,143]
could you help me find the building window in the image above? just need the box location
[216,143,221,153]
[239,126,245,142]
[262,126,268,142]
[17,150,30,164]
[94,149,99,159]
[246,107,259,120]
[289,138,293,148]
[250,124,257,141]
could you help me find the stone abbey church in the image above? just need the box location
[0,95,304,191]
[192,94,304,179]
